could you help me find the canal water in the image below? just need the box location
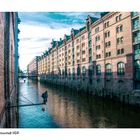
[18,79,140,128]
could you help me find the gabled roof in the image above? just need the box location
[79,26,86,32]
[71,26,86,37]
[43,51,48,56]
[51,40,58,48]
[71,28,79,36]
[90,17,99,23]
[86,15,99,23]
[100,12,110,18]
[58,39,64,46]
[65,34,71,41]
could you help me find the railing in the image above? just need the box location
[18,75,38,78]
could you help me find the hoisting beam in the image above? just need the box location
[6,103,45,108]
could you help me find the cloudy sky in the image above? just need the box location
[18,12,100,71]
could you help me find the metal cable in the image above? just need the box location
[19,94,34,104]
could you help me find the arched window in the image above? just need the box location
[105,63,112,75]
[96,65,101,75]
[68,68,71,76]
[135,60,140,80]
[135,60,140,68]
[77,64,81,76]
[88,65,93,77]
[82,66,86,73]
[62,69,65,76]
[58,67,61,75]
[72,68,75,80]
[72,68,75,74]
[82,66,86,76]
[117,62,125,75]
[120,25,123,32]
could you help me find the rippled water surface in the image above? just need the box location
[18,79,140,128]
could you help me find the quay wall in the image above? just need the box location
[37,75,140,107]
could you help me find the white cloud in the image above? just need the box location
[18,12,100,70]
[18,22,83,70]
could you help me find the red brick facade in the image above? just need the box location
[0,13,5,127]
[0,12,19,128]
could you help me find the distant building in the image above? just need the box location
[27,56,39,80]
[0,12,20,128]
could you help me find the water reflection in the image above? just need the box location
[18,79,59,128]
[18,79,140,128]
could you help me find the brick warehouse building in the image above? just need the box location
[0,12,20,128]
[28,12,140,106]
[27,56,39,80]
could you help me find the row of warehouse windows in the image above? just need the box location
[65,62,125,76]
[96,48,124,59]
[59,62,125,76]
[69,62,125,77]
[95,27,123,42]
[93,62,125,76]
[40,60,140,79]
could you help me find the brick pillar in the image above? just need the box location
[4,12,11,128]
